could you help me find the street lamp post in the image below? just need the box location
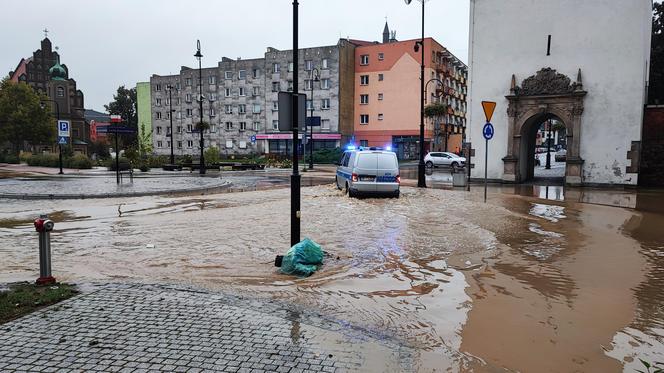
[41,99,63,175]
[291,0,301,247]
[308,68,320,170]
[545,119,552,169]
[194,40,205,175]
[405,0,427,188]
[166,85,175,166]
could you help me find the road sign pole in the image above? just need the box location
[115,132,120,185]
[484,138,488,203]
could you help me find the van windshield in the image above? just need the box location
[356,153,378,169]
[377,154,398,169]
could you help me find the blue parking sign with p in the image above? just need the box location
[58,120,70,137]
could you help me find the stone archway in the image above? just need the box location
[502,68,587,185]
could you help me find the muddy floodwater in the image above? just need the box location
[1,184,664,372]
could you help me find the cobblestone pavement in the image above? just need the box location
[0,284,413,372]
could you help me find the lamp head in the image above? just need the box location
[194,39,203,59]
[405,0,412,4]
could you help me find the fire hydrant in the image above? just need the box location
[34,214,56,285]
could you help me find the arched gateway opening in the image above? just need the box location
[502,68,587,185]
[520,114,567,183]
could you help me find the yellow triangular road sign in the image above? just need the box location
[481,101,496,123]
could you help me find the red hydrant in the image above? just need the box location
[34,214,56,285]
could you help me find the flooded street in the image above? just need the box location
[1,183,664,372]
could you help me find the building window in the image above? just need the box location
[177,126,182,133]
[360,114,369,124]
[155,84,162,91]
[225,105,232,114]
[157,140,163,148]
[165,98,171,106]
[306,100,313,110]
[304,79,312,90]
[360,55,369,65]
[225,88,231,97]
[272,82,280,92]
[156,126,162,134]
[176,98,181,105]
[287,81,293,91]
[305,60,313,71]
[226,140,233,149]
[360,95,369,105]
[378,93,384,100]
[167,141,171,148]
[321,98,330,110]
[56,87,65,97]
[239,140,247,149]
[288,62,294,72]
[238,70,246,80]
[177,141,182,149]
[186,94,192,102]
[177,112,182,119]
[239,87,246,96]
[187,124,193,132]
[378,53,384,61]
[226,122,233,130]
[252,69,260,78]
[186,78,191,86]
[187,140,193,148]
[321,119,330,130]
[322,58,329,69]
[378,74,384,81]
[209,124,216,133]
[186,109,193,117]
[360,140,368,147]
[253,122,260,131]
[273,63,280,73]
[238,104,246,114]
[321,78,330,89]
[239,122,247,131]
[208,76,216,85]
[272,120,279,130]
[209,108,216,117]
[225,71,232,80]
[272,101,279,111]
[156,112,162,120]
[156,99,163,107]
[378,113,384,121]
[166,112,171,120]
[253,86,260,96]
[360,75,369,85]
[253,104,261,114]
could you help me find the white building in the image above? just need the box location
[467,0,652,186]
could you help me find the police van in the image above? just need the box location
[335,147,400,198]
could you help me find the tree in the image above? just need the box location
[0,79,54,155]
[104,85,138,145]
[650,2,664,104]
[425,103,449,151]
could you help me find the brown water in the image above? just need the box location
[1,184,663,372]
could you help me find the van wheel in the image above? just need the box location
[393,190,400,199]
[344,182,349,195]
[335,176,342,190]
[426,161,433,168]
[346,183,356,198]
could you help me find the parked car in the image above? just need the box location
[555,149,567,162]
[424,152,466,169]
[336,147,400,198]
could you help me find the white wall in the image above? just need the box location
[467,0,652,185]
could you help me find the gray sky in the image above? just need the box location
[2,0,470,112]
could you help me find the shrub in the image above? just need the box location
[106,157,131,171]
[178,154,193,165]
[19,152,32,163]
[65,154,93,169]
[146,155,169,168]
[139,164,149,172]
[26,154,60,167]
[204,147,221,165]
[2,153,20,164]
[312,148,343,164]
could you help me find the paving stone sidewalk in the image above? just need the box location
[0,284,413,372]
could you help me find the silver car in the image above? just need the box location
[336,148,400,198]
[424,152,466,169]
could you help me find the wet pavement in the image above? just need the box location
[1,174,664,372]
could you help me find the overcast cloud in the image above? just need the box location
[1,0,470,111]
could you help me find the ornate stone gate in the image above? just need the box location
[502,68,587,185]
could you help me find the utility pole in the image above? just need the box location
[291,0,301,246]
[195,40,206,175]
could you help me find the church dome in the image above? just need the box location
[48,57,67,81]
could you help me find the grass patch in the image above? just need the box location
[0,282,78,324]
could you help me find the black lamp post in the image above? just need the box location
[405,0,427,188]
[194,40,205,175]
[545,119,552,169]
[166,85,175,166]
[41,99,63,175]
[308,67,320,170]
[291,0,301,247]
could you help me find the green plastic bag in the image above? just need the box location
[280,238,324,277]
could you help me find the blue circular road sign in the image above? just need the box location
[483,122,494,140]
